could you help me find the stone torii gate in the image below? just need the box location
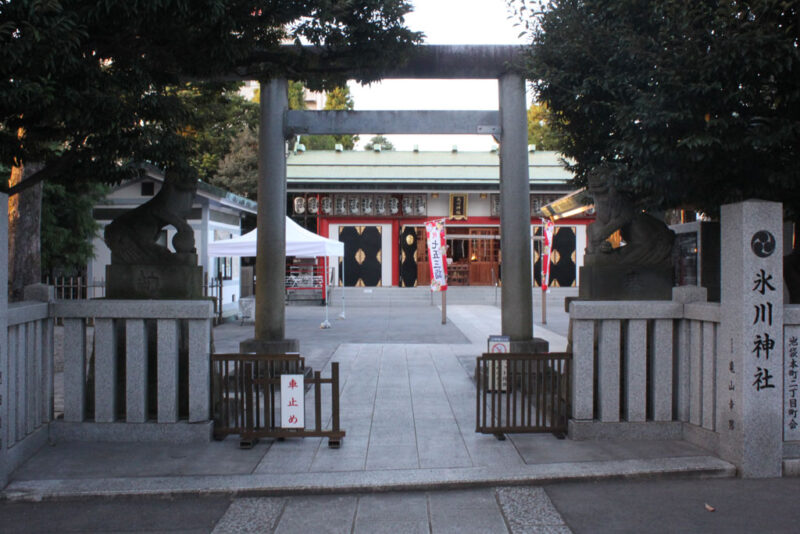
[240,45,547,354]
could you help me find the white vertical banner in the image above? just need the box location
[425,219,448,292]
[281,374,305,428]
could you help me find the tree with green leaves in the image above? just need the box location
[364,135,395,151]
[212,127,259,200]
[304,86,358,150]
[176,83,259,183]
[1,0,421,297]
[527,102,560,151]
[41,181,107,279]
[288,81,307,110]
[510,0,800,215]
[2,0,421,195]
[213,82,357,198]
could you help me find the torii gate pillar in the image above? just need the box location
[498,73,548,352]
[240,78,299,353]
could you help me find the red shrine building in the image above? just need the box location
[286,148,592,289]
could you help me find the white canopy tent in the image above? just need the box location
[208,216,343,258]
[208,216,346,324]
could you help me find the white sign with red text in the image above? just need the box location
[281,374,305,428]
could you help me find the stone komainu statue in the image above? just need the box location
[579,166,675,300]
[104,170,197,266]
[104,170,202,299]
[585,168,674,267]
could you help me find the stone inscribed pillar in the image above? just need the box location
[719,200,783,477]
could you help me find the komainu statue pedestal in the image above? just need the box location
[106,262,203,300]
[579,263,673,301]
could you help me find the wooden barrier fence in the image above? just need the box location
[476,352,571,438]
[212,353,344,448]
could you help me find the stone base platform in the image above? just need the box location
[239,338,300,354]
[50,421,214,444]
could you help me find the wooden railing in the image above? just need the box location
[212,353,344,448]
[476,352,571,437]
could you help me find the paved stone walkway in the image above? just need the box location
[6,297,732,503]
[212,487,570,534]
[6,337,728,500]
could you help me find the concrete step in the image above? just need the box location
[2,455,735,502]
[330,286,503,306]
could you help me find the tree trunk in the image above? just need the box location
[8,163,43,302]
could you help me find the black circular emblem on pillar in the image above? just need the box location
[751,230,777,258]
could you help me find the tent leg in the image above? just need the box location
[339,257,346,320]
[321,256,331,329]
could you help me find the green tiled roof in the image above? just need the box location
[286,150,573,189]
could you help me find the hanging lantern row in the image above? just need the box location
[293,194,428,217]
[295,193,576,218]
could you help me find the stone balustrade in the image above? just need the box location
[569,297,687,439]
[2,294,54,486]
[569,289,800,474]
[53,299,214,442]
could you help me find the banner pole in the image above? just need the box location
[540,219,555,325]
[321,256,331,328]
[541,289,547,325]
[339,257,346,319]
[442,290,447,325]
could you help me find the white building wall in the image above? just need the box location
[468,194,492,217]
[207,221,245,314]
[427,195,449,217]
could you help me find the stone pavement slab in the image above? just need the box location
[274,494,357,534]
[497,486,571,534]
[354,492,429,533]
[211,496,284,534]
[429,488,509,533]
